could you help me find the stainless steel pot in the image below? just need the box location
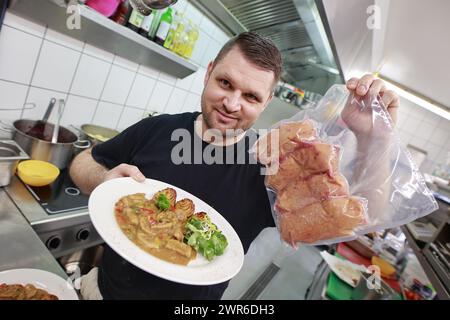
[0,119,89,169]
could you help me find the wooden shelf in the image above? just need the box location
[9,0,198,78]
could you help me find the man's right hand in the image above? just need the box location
[103,164,146,183]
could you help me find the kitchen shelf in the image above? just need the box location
[401,226,450,300]
[8,0,198,78]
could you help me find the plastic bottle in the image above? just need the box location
[164,12,184,50]
[110,0,132,26]
[154,7,173,46]
[138,9,155,37]
[184,21,199,59]
[127,8,145,32]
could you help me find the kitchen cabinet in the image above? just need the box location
[8,0,198,78]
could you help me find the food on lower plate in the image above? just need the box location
[256,120,367,244]
[0,283,58,300]
[184,212,228,261]
[114,188,228,265]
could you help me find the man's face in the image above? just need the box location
[201,47,275,135]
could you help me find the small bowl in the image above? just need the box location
[17,160,60,187]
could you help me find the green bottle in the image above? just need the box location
[155,8,173,46]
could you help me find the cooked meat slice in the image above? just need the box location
[165,239,194,258]
[136,231,160,249]
[24,284,38,299]
[0,284,24,300]
[175,199,195,220]
[125,208,138,225]
[152,188,177,206]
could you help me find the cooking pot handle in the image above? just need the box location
[73,139,91,150]
[0,120,13,133]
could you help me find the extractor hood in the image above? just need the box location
[191,0,344,95]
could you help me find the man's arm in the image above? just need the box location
[70,148,145,194]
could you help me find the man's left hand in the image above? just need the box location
[345,74,400,125]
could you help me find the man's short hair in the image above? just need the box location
[213,31,283,90]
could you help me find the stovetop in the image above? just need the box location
[21,169,89,215]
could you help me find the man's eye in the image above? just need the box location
[220,79,230,87]
[245,94,258,102]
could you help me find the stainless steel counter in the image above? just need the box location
[0,188,67,278]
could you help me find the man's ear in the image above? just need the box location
[204,61,214,86]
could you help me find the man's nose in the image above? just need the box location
[223,91,241,113]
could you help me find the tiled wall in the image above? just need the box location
[0,0,229,131]
[396,97,450,174]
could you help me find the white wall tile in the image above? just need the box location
[415,121,435,141]
[22,87,66,122]
[176,72,195,91]
[199,16,216,37]
[125,74,156,109]
[0,26,42,84]
[422,110,442,126]
[60,95,97,127]
[0,109,22,124]
[430,127,449,145]
[114,55,139,72]
[32,41,80,92]
[45,28,84,51]
[182,92,201,112]
[185,3,203,25]
[3,11,46,37]
[402,116,422,135]
[190,67,206,95]
[70,54,111,99]
[117,107,145,131]
[425,143,443,161]
[92,101,123,128]
[0,80,28,110]
[172,0,188,13]
[201,39,221,67]
[164,88,188,114]
[147,81,174,113]
[212,27,231,46]
[158,71,177,85]
[101,65,135,105]
[191,30,209,65]
[84,43,114,63]
[409,136,428,150]
[437,117,450,131]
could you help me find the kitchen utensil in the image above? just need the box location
[51,99,64,143]
[17,160,60,187]
[85,0,121,17]
[0,119,79,169]
[130,0,178,13]
[25,98,56,139]
[80,124,119,143]
[351,272,399,300]
[0,140,29,187]
[371,256,396,279]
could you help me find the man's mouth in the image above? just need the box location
[215,109,237,123]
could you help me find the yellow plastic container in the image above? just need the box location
[371,256,396,278]
[17,160,60,187]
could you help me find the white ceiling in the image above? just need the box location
[324,0,450,109]
[378,0,450,108]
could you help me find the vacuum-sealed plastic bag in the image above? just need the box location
[251,85,438,246]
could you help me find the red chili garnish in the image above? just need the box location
[148,217,157,225]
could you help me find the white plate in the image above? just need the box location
[89,177,245,285]
[0,268,79,300]
[320,251,368,287]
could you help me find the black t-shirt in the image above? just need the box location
[91,112,275,299]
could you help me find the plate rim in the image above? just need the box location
[89,177,245,285]
[0,268,79,300]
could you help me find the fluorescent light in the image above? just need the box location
[378,75,450,121]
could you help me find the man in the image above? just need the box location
[70,32,399,299]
